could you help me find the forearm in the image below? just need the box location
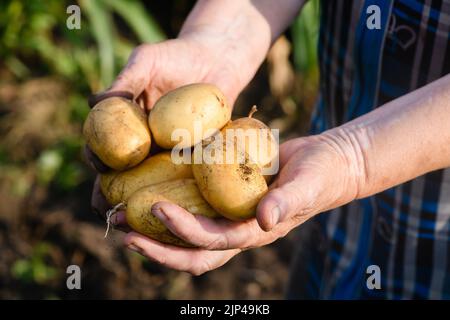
[179,0,304,81]
[323,74,450,200]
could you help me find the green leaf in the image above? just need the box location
[105,0,166,43]
[37,149,64,185]
[81,0,115,88]
[291,0,320,74]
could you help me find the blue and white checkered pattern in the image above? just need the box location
[287,0,450,299]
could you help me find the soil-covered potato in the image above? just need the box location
[83,97,151,170]
[222,106,278,171]
[192,134,268,221]
[148,83,231,149]
[100,151,193,205]
[125,179,220,247]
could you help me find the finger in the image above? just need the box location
[84,145,110,173]
[278,138,306,168]
[124,232,240,275]
[88,44,154,110]
[109,45,154,99]
[256,180,304,232]
[110,211,132,233]
[88,91,133,108]
[151,201,265,250]
[91,175,110,221]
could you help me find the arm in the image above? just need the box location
[322,73,450,204]
[120,74,450,275]
[97,0,305,107]
[256,74,450,230]
[180,0,305,59]
[178,0,305,102]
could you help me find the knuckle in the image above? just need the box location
[188,258,213,276]
[205,235,229,250]
[189,268,205,277]
[176,228,197,244]
[145,252,167,266]
[134,43,152,56]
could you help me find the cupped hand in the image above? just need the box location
[116,134,361,275]
[89,32,250,111]
[89,31,256,218]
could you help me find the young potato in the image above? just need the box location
[100,151,193,205]
[148,83,231,149]
[83,97,151,170]
[192,136,268,221]
[125,179,220,247]
[222,106,279,174]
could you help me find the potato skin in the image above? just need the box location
[192,144,268,221]
[126,179,220,247]
[223,117,279,180]
[149,83,231,149]
[100,151,193,205]
[83,97,151,170]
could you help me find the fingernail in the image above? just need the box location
[127,244,141,253]
[271,205,281,227]
[88,91,134,108]
[84,146,110,173]
[152,206,167,222]
[110,214,119,226]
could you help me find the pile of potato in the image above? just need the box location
[83,83,277,247]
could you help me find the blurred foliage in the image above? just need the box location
[0,0,319,299]
[0,0,165,91]
[291,0,319,77]
[0,0,166,195]
[11,243,59,284]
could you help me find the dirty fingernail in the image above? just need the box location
[88,91,134,108]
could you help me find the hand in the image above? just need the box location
[88,30,258,218]
[116,134,361,275]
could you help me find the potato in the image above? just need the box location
[83,97,151,170]
[126,179,220,247]
[100,151,193,205]
[222,106,278,170]
[192,135,268,221]
[149,83,231,149]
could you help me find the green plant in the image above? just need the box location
[291,0,319,76]
[0,0,167,192]
[11,243,59,284]
[0,0,166,91]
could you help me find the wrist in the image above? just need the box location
[317,126,369,206]
[181,19,267,60]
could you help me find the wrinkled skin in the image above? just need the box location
[109,135,357,275]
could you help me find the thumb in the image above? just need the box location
[88,44,154,108]
[256,180,305,232]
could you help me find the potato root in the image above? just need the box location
[125,179,220,246]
